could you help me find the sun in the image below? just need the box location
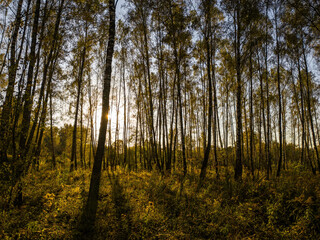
[94,105,123,137]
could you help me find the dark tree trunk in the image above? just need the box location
[275,6,283,177]
[199,0,214,186]
[142,13,161,172]
[249,44,254,179]
[265,2,271,180]
[25,0,64,157]
[71,45,87,172]
[33,51,59,169]
[80,0,116,233]
[302,45,320,172]
[0,0,23,161]
[80,92,84,168]
[235,1,243,181]
[19,0,41,154]
[50,89,56,168]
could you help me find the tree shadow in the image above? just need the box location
[108,173,132,239]
[74,172,132,240]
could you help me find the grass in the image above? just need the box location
[0,164,320,239]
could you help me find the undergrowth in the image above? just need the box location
[0,165,319,239]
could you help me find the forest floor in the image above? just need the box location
[1,163,320,239]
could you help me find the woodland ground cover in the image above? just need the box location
[1,163,319,239]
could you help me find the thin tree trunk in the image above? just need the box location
[12,37,30,163]
[80,92,84,168]
[265,2,271,180]
[50,89,56,168]
[212,44,219,178]
[275,6,282,177]
[235,1,243,181]
[0,0,24,161]
[249,44,254,179]
[141,11,161,172]
[33,50,59,169]
[70,45,87,172]
[199,3,213,186]
[302,44,320,172]
[19,0,41,155]
[25,0,64,157]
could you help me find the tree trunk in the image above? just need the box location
[50,89,56,168]
[80,0,116,232]
[275,6,282,177]
[249,44,254,179]
[19,0,41,154]
[199,0,214,186]
[302,44,320,172]
[0,0,23,161]
[25,0,64,157]
[235,1,243,181]
[265,2,271,180]
[70,45,87,172]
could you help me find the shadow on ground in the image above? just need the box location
[73,172,133,240]
[109,173,132,239]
